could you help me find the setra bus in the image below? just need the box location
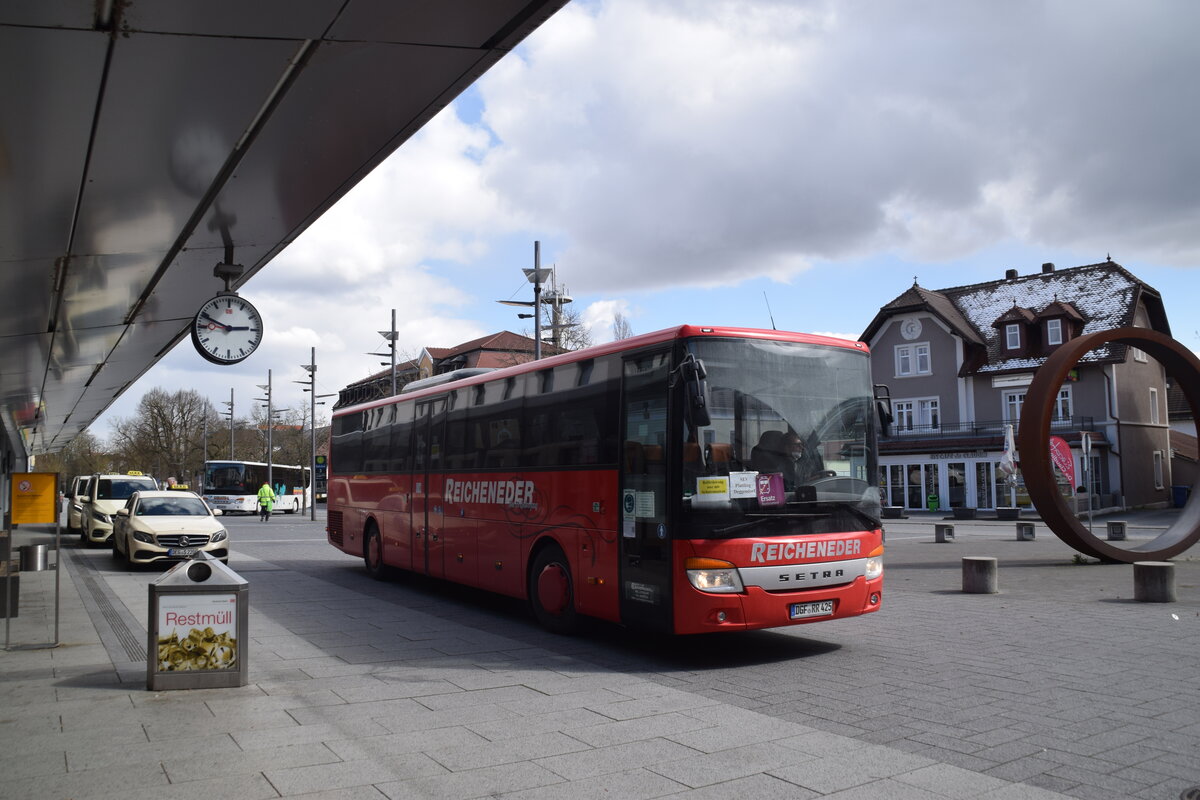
[327,325,887,634]
[203,460,311,515]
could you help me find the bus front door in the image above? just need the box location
[413,398,447,579]
[618,352,673,633]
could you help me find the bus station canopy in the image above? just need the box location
[0,0,566,460]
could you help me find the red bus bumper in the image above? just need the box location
[672,573,883,634]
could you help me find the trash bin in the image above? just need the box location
[147,552,249,691]
[926,494,939,511]
[1172,486,1190,508]
[20,544,48,572]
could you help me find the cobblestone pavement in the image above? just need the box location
[1,509,1196,799]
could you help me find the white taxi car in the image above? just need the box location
[111,490,229,567]
[65,474,92,537]
[81,472,160,545]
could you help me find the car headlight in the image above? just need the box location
[211,529,227,543]
[133,531,154,544]
[685,557,745,593]
[95,512,111,524]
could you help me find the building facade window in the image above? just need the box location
[1005,324,1021,350]
[1150,387,1160,425]
[894,343,931,377]
[1132,347,1148,363]
[1054,387,1072,423]
[1153,451,1164,490]
[893,397,939,434]
[1004,391,1024,423]
[1046,318,1063,346]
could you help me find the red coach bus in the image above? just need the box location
[327,325,887,634]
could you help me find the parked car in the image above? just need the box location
[111,490,229,566]
[80,472,160,546]
[65,474,92,537]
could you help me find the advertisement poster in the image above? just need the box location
[156,594,238,672]
[1048,436,1075,488]
[10,472,58,524]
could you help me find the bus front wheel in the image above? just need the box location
[529,545,578,634]
[364,525,387,580]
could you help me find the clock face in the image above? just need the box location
[901,318,922,340]
[191,294,263,365]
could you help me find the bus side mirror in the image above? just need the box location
[873,384,893,438]
[682,357,711,428]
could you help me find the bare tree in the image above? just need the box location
[612,312,634,341]
[109,388,216,482]
[33,429,109,486]
[553,304,594,351]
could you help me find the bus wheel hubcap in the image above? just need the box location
[537,563,569,614]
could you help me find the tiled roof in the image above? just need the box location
[864,261,1167,374]
[1171,430,1197,463]
[1168,383,1193,420]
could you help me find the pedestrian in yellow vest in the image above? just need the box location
[257,482,276,522]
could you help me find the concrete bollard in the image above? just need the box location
[1016,522,1035,541]
[1106,521,1127,541]
[962,557,998,594]
[935,524,955,543]
[1133,561,1176,603]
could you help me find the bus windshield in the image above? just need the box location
[680,337,880,537]
[205,462,252,494]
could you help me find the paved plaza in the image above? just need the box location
[1,509,1197,799]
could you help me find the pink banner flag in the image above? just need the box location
[1048,436,1075,488]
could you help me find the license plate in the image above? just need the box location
[168,548,198,558]
[789,600,834,619]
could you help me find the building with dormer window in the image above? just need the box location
[860,260,1173,513]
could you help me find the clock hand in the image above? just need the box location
[200,313,232,331]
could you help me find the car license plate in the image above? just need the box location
[789,600,834,619]
[168,548,198,558]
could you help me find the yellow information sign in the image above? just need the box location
[11,472,59,524]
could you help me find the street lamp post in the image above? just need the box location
[222,388,234,459]
[255,370,274,488]
[367,309,399,395]
[296,347,335,521]
[497,241,552,360]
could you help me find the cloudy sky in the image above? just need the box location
[95,0,1200,439]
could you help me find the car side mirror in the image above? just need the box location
[116,508,130,517]
[212,509,223,516]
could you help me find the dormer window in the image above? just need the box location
[1046,318,1063,346]
[1004,324,1021,350]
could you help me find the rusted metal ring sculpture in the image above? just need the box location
[1017,327,1200,563]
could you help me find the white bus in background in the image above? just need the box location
[203,460,311,515]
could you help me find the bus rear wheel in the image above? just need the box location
[364,525,387,580]
[529,545,578,634]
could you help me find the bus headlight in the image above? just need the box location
[685,557,744,593]
[865,556,883,580]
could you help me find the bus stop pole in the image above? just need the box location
[53,516,60,646]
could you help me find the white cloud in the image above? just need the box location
[467,0,1200,293]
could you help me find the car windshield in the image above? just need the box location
[136,497,210,516]
[97,478,157,499]
[680,337,880,538]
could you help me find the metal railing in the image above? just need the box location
[888,416,1095,439]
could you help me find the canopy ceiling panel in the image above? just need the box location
[0,0,569,455]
